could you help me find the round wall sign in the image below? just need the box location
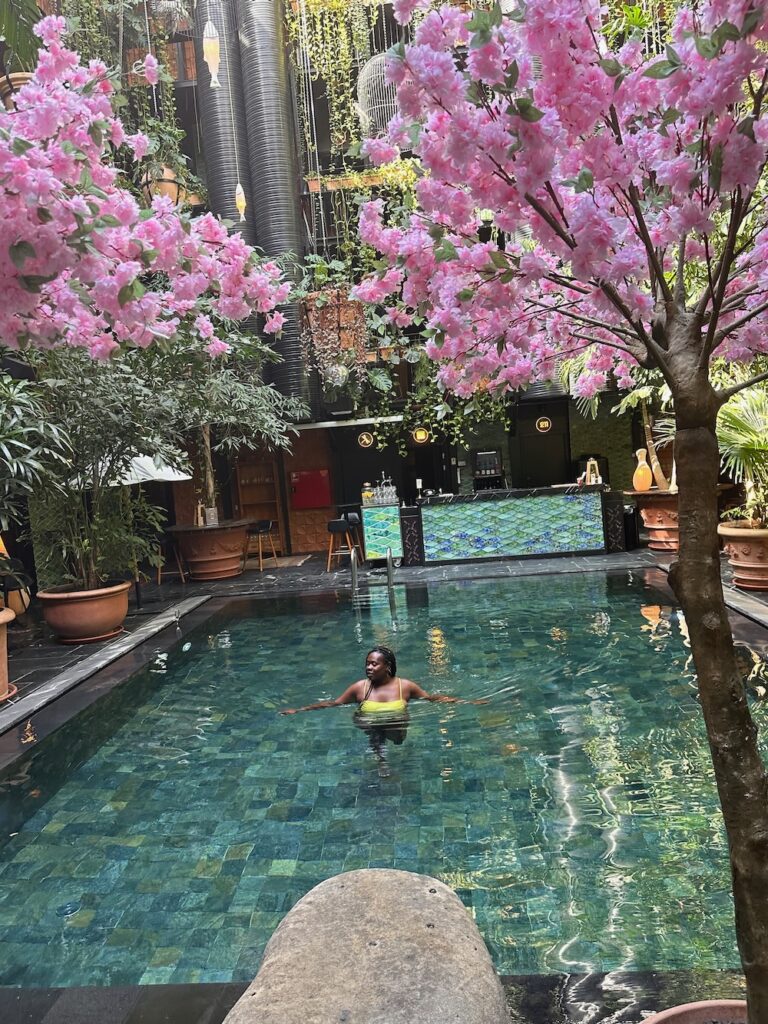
[535,416,552,433]
[412,426,430,445]
[357,431,374,448]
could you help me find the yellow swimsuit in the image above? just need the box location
[359,677,407,714]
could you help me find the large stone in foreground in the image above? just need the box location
[225,869,508,1024]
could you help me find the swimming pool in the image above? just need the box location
[0,571,755,987]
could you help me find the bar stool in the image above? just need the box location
[249,520,279,572]
[156,535,187,585]
[326,518,355,572]
[342,512,365,561]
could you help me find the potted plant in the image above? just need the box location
[0,370,69,684]
[717,386,768,591]
[143,329,306,580]
[27,350,183,643]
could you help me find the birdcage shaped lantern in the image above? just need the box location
[356,52,399,141]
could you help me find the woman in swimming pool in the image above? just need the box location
[280,646,485,774]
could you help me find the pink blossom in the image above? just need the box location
[264,311,286,334]
[361,137,400,166]
[142,53,159,86]
[206,338,231,357]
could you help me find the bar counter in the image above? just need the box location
[417,485,607,563]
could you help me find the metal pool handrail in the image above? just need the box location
[351,545,359,596]
[386,547,396,619]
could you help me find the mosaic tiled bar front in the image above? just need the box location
[361,504,404,560]
[420,489,606,562]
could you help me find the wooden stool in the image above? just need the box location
[327,519,355,572]
[250,520,279,572]
[157,536,187,585]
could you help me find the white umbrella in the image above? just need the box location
[117,456,192,486]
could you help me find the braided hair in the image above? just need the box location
[367,645,397,676]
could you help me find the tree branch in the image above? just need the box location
[713,299,768,348]
[624,183,674,304]
[717,369,768,404]
[674,234,687,306]
[696,192,744,358]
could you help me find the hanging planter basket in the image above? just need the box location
[0,72,33,111]
[302,288,368,386]
[141,165,204,208]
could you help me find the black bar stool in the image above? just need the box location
[342,511,365,561]
[326,518,355,572]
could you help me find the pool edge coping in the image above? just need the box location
[0,596,211,737]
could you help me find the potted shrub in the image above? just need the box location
[717,386,768,591]
[140,330,306,580]
[27,350,183,643]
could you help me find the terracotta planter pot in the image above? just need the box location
[170,520,249,580]
[141,166,203,207]
[37,580,131,645]
[0,607,17,701]
[641,1000,747,1023]
[0,72,33,111]
[718,521,768,590]
[627,489,679,551]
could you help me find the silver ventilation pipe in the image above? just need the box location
[193,0,256,247]
[237,0,308,405]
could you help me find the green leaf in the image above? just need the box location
[599,58,622,77]
[643,60,680,79]
[97,214,123,228]
[434,239,458,262]
[665,44,682,65]
[457,287,475,300]
[387,41,406,61]
[9,240,36,269]
[708,141,724,193]
[11,137,33,156]
[490,250,509,269]
[694,35,717,59]
[37,207,53,224]
[742,8,761,36]
[118,283,135,307]
[713,20,741,47]
[574,167,594,193]
[737,116,756,142]
[515,97,545,122]
[18,273,56,293]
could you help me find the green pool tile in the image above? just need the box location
[0,573,750,985]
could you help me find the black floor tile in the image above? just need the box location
[40,987,141,1024]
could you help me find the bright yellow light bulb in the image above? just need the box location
[203,21,221,89]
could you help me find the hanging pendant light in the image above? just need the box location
[235,182,247,221]
[202,20,222,88]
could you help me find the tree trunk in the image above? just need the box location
[668,359,768,1023]
[200,424,217,511]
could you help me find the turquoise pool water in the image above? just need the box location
[0,572,753,986]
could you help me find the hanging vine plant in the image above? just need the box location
[287,0,382,160]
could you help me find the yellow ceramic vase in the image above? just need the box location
[633,448,653,491]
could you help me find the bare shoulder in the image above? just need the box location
[401,678,423,694]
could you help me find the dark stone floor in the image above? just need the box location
[0,969,747,1024]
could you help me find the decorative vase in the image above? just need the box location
[632,448,653,491]
[718,521,768,590]
[37,580,132,645]
[640,1000,746,1023]
[0,607,17,701]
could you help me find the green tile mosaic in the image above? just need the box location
[421,492,605,561]
[0,573,754,988]
[361,504,403,559]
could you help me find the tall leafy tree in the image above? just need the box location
[357,1,768,1017]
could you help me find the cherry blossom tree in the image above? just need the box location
[1,17,289,360]
[356,0,768,1016]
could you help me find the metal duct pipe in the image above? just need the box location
[237,0,308,405]
[193,0,256,247]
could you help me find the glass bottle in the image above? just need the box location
[633,448,653,491]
